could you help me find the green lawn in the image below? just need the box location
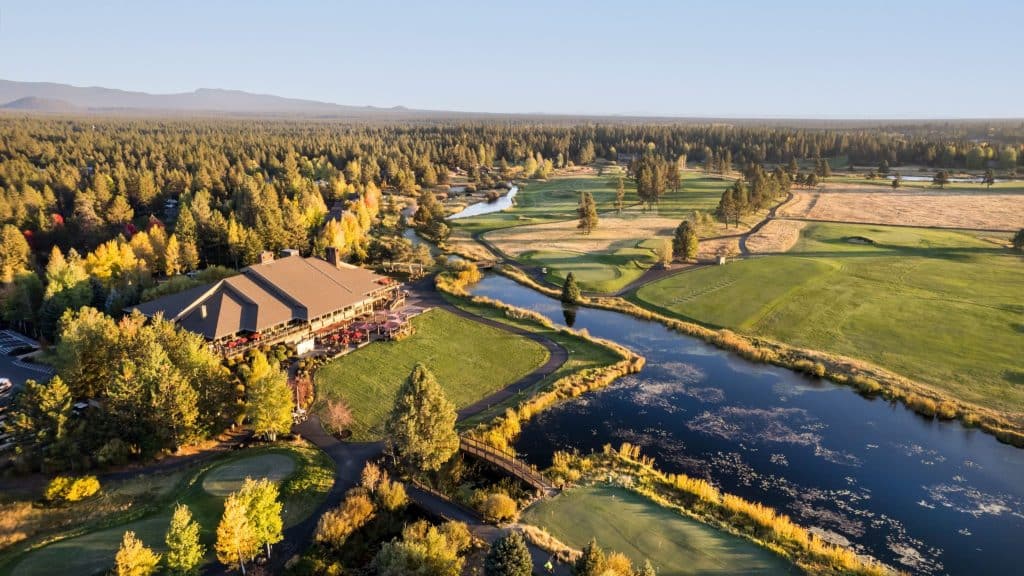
[521,486,795,575]
[452,172,731,235]
[442,294,625,427]
[313,308,549,440]
[521,247,657,294]
[634,222,1024,413]
[6,445,332,576]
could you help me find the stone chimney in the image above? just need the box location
[325,246,341,268]
[260,250,275,264]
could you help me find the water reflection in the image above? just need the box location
[469,274,1024,575]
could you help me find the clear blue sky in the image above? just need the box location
[2,0,1021,117]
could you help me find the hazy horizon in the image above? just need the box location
[2,0,1022,118]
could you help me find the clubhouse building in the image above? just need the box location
[132,248,404,356]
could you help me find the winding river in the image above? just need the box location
[446,185,519,220]
[469,274,1024,575]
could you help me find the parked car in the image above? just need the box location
[0,378,12,394]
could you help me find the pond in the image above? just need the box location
[446,185,518,220]
[469,274,1024,575]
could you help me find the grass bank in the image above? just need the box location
[435,269,645,453]
[313,308,549,441]
[539,445,895,576]
[522,485,797,575]
[493,262,1024,447]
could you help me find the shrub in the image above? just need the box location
[43,477,72,502]
[936,401,958,420]
[477,492,518,523]
[314,490,375,549]
[376,478,409,512]
[44,475,100,503]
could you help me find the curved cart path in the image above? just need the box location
[262,280,572,574]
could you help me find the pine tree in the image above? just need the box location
[561,272,581,304]
[615,176,626,212]
[216,492,258,574]
[484,531,532,576]
[672,220,699,261]
[114,531,161,576]
[574,538,607,576]
[165,504,204,576]
[577,191,598,234]
[385,363,459,472]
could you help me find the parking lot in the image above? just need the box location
[0,330,54,405]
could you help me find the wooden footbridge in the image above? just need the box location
[459,435,555,492]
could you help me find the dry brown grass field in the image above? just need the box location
[744,219,807,254]
[779,184,1024,230]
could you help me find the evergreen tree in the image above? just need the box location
[574,538,607,576]
[484,531,532,576]
[561,272,581,304]
[114,531,161,576]
[577,191,598,234]
[891,174,901,189]
[615,176,626,212]
[983,168,995,188]
[787,157,799,176]
[1013,229,1024,252]
[385,363,459,472]
[0,223,31,283]
[933,170,950,188]
[634,153,668,209]
[165,504,205,576]
[672,220,699,261]
[216,492,258,575]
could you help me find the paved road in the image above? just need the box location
[274,281,574,574]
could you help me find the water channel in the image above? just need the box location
[469,274,1024,575]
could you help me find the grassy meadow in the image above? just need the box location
[634,223,1024,413]
[313,308,549,440]
[4,445,332,576]
[521,485,795,575]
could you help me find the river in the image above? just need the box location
[469,274,1024,575]
[446,185,519,220]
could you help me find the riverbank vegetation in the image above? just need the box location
[435,267,645,453]
[522,485,797,575]
[493,263,1024,447]
[313,308,549,441]
[0,442,333,576]
[538,444,895,576]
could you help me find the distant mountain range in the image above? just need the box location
[0,79,439,118]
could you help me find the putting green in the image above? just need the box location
[521,486,795,575]
[201,453,295,496]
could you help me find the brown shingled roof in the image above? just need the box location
[132,254,393,340]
